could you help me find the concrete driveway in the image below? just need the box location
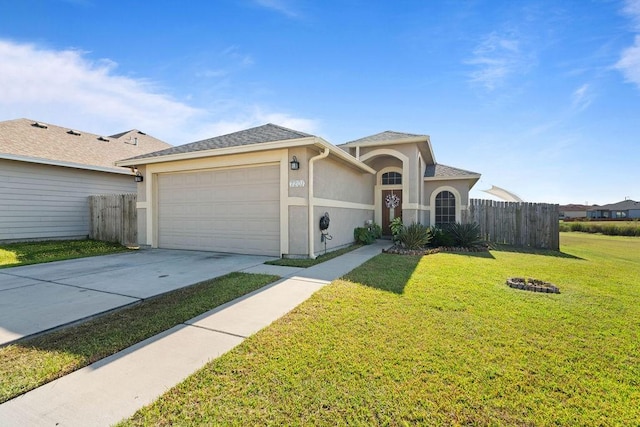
[0,249,277,346]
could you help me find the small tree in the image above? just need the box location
[389,217,404,243]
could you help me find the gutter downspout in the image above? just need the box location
[308,147,330,259]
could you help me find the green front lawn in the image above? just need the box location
[122,233,640,426]
[265,244,362,268]
[0,239,129,268]
[0,272,278,403]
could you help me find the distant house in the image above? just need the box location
[0,118,170,242]
[559,204,591,219]
[587,200,640,220]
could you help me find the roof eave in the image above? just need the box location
[341,135,428,148]
[423,174,481,181]
[116,136,318,166]
[116,136,376,175]
[0,153,133,175]
[313,138,376,174]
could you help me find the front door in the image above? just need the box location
[381,189,402,235]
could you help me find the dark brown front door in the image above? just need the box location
[381,189,402,235]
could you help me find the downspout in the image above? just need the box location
[308,147,330,259]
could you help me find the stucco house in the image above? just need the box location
[117,124,480,258]
[0,118,170,242]
[587,199,640,219]
[559,204,591,219]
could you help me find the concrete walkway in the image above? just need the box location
[0,241,390,427]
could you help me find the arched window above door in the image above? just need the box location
[381,171,402,185]
[435,191,456,225]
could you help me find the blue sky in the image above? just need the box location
[1,0,639,205]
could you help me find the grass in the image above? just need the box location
[0,239,129,268]
[265,244,363,267]
[0,272,278,403]
[121,233,640,426]
[560,220,640,236]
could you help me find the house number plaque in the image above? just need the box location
[289,179,306,188]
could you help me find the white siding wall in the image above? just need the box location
[0,159,135,241]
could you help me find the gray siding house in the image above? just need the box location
[587,200,640,219]
[118,124,480,258]
[0,118,170,242]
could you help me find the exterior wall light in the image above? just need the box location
[135,172,144,182]
[290,155,300,170]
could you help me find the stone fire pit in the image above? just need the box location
[506,277,560,294]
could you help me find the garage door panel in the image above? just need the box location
[157,165,280,256]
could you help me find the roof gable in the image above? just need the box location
[424,163,481,178]
[123,123,314,162]
[339,130,435,164]
[342,130,427,145]
[0,118,170,172]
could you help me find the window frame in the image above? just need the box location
[435,190,456,225]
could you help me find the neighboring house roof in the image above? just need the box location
[588,200,640,211]
[559,204,593,212]
[123,123,313,162]
[339,130,436,164]
[0,118,171,174]
[424,163,481,179]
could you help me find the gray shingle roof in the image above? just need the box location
[0,118,171,171]
[123,123,314,162]
[424,163,480,178]
[341,130,427,146]
[588,200,640,211]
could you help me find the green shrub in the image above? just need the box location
[354,227,376,245]
[369,223,382,239]
[564,221,640,237]
[448,222,483,247]
[428,225,455,247]
[398,223,431,250]
[389,217,404,243]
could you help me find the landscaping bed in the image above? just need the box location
[383,244,488,256]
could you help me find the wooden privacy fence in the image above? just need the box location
[89,194,137,246]
[463,199,560,250]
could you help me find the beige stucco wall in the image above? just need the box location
[313,206,372,254]
[314,153,375,204]
[287,205,308,256]
[359,143,422,205]
[307,149,374,257]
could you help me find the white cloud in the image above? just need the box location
[623,0,640,30]
[571,83,593,111]
[615,35,640,87]
[0,40,318,145]
[616,1,640,88]
[0,40,202,141]
[254,0,299,18]
[466,32,525,91]
[186,107,319,142]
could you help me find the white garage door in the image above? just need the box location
[157,165,280,256]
